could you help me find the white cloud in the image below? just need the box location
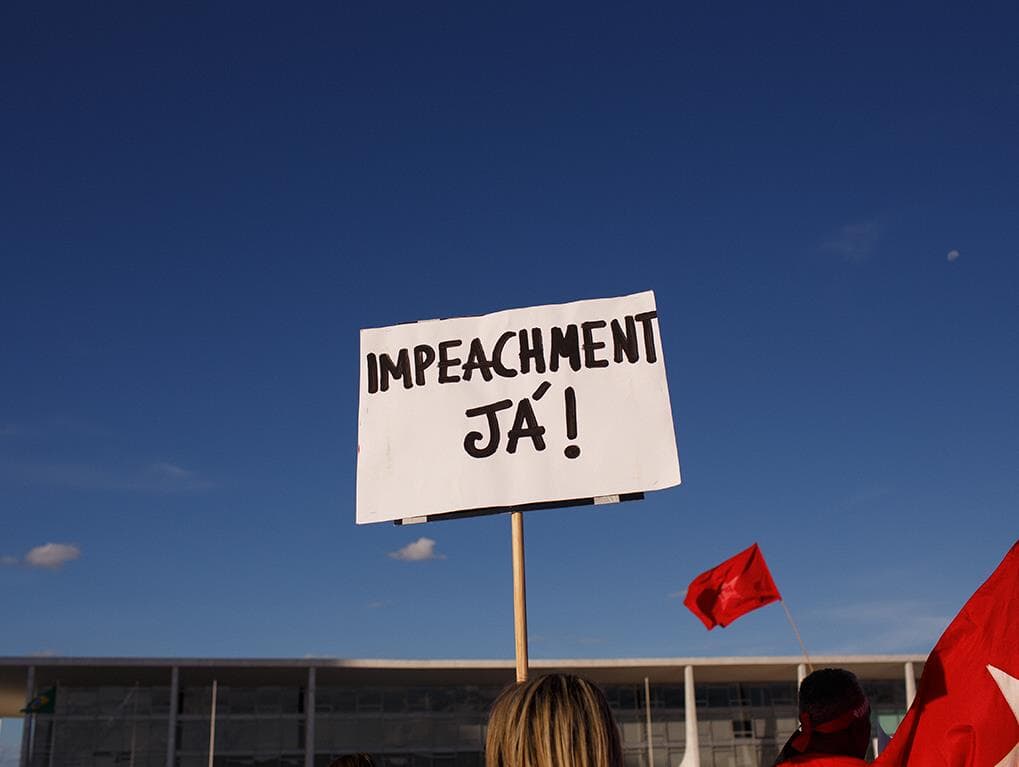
[24,543,81,569]
[149,461,193,479]
[815,600,949,653]
[142,461,214,490]
[388,537,445,561]
[0,555,18,567]
[947,249,960,262]
[822,221,882,263]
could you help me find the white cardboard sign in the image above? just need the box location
[356,291,681,524]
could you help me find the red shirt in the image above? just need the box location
[782,755,869,767]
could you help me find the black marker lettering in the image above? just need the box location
[581,320,609,368]
[366,353,379,394]
[506,399,546,454]
[369,310,658,395]
[438,340,463,384]
[412,344,436,387]
[492,331,518,378]
[461,337,495,382]
[549,324,582,372]
[563,386,580,459]
[610,316,640,363]
[463,399,513,458]
[634,311,659,363]
[379,350,413,391]
[518,328,546,374]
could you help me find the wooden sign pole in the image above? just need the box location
[511,510,529,683]
[399,497,643,684]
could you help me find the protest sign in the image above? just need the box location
[356,290,681,524]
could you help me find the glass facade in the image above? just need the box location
[861,680,909,742]
[612,682,800,767]
[27,686,171,767]
[17,668,911,767]
[178,686,306,767]
[314,685,496,767]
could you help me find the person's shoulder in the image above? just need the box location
[783,755,868,767]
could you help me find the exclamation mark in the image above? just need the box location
[563,387,580,459]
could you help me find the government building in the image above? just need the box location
[0,655,923,767]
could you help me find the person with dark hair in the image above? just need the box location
[328,754,376,767]
[774,668,872,767]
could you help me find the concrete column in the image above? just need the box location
[166,667,179,767]
[644,677,654,767]
[207,680,217,767]
[904,662,917,709]
[305,667,316,767]
[678,665,700,767]
[20,666,35,767]
[797,664,807,687]
[46,682,58,767]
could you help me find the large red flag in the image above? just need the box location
[874,540,1019,767]
[684,543,782,629]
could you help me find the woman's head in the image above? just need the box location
[485,674,623,767]
[775,668,871,764]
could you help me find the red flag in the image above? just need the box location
[874,541,1019,767]
[684,543,782,629]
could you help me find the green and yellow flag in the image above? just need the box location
[21,687,56,714]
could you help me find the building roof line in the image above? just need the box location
[0,654,926,669]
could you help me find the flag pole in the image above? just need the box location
[129,682,139,767]
[511,511,529,683]
[207,680,217,767]
[644,677,655,767]
[780,600,813,673]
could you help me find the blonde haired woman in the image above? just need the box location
[485,674,623,767]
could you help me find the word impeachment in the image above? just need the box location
[365,312,659,394]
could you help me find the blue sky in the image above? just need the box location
[1,2,1017,667]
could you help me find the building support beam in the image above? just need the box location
[904,661,916,708]
[20,666,35,767]
[305,667,316,767]
[166,667,179,767]
[46,682,58,767]
[644,677,655,767]
[207,680,218,767]
[678,665,699,767]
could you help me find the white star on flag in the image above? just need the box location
[988,665,1019,767]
